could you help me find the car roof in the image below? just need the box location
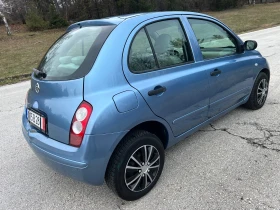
[112,11,211,20]
[67,11,214,32]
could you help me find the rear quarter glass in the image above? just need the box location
[36,25,116,81]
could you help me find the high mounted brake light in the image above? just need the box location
[70,101,93,147]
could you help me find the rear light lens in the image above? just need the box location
[70,101,93,147]
[72,121,83,134]
[76,107,88,121]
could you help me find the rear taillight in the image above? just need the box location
[70,101,93,147]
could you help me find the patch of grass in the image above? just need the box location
[1,3,280,85]
[207,3,280,33]
[0,25,64,85]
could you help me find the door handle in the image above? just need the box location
[210,69,222,76]
[148,86,167,96]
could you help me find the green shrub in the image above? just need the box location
[26,12,49,31]
[49,4,69,29]
[49,16,69,28]
[210,0,245,10]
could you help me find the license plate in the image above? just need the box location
[27,109,46,132]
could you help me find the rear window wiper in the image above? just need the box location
[33,68,47,78]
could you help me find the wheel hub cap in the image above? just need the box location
[141,165,149,173]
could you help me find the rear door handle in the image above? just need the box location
[210,69,222,76]
[148,86,167,96]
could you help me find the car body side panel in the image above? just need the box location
[84,85,173,137]
[244,54,270,96]
[113,91,139,113]
[168,96,247,148]
[121,15,210,137]
[184,15,264,117]
[202,54,256,117]
[83,20,171,137]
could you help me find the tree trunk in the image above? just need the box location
[248,0,255,5]
[62,0,69,21]
[94,0,100,18]
[20,14,26,24]
[53,0,60,13]
[0,11,12,36]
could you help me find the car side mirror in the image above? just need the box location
[244,40,258,51]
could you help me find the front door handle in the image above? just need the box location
[210,69,222,76]
[148,86,167,96]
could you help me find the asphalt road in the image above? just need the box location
[1,26,280,210]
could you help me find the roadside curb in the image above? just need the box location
[239,25,280,36]
[0,73,31,83]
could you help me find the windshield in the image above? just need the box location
[37,25,115,80]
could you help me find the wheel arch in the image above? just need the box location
[104,120,170,184]
[127,120,169,149]
[106,120,169,167]
[260,68,270,81]
[110,120,170,155]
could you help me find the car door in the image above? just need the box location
[187,17,254,118]
[122,17,210,137]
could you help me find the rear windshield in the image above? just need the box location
[37,25,115,80]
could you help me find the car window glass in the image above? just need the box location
[146,19,193,68]
[188,19,237,60]
[128,28,157,73]
[38,26,115,80]
[67,36,94,57]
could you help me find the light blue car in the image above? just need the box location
[22,12,270,200]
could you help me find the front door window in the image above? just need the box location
[188,18,237,60]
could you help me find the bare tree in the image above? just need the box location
[0,1,12,35]
[248,0,256,5]
[53,0,60,13]
[2,0,28,24]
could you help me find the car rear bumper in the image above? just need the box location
[22,109,127,185]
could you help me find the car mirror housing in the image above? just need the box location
[244,40,258,51]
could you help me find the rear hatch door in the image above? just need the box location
[28,77,83,144]
[26,24,116,144]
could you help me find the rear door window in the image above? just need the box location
[37,25,115,80]
[146,19,193,69]
[128,19,194,73]
[128,29,157,73]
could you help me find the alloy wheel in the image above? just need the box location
[257,78,268,105]
[124,145,160,192]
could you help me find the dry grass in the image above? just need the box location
[207,3,280,33]
[1,3,280,85]
[0,26,64,85]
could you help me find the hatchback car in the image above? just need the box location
[22,12,270,201]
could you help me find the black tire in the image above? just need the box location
[105,130,165,201]
[244,72,269,110]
